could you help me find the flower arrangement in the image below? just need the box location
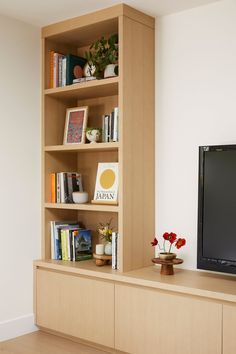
[98,219,113,243]
[151,232,186,259]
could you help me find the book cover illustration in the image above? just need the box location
[72,229,92,261]
[93,163,119,204]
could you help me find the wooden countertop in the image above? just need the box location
[34,259,236,303]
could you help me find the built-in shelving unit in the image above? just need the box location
[40,3,155,272]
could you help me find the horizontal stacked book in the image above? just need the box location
[50,51,87,88]
[50,172,83,203]
[102,107,119,142]
[50,221,92,261]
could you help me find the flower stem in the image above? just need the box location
[169,242,172,253]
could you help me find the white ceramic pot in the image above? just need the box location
[104,242,112,255]
[86,129,101,143]
[104,64,118,78]
[72,191,88,204]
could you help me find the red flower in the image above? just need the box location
[151,238,158,247]
[163,232,177,244]
[175,238,186,249]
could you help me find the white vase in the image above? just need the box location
[104,64,118,78]
[104,242,112,255]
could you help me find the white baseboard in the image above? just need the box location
[0,314,38,342]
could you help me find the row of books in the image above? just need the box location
[50,221,92,261]
[50,172,83,203]
[102,107,119,142]
[50,51,86,88]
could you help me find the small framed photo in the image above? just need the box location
[63,106,88,144]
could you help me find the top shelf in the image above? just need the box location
[44,77,119,100]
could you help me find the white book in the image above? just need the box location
[56,173,60,203]
[113,107,119,142]
[112,232,118,269]
[60,172,65,203]
[62,57,67,87]
[50,221,55,259]
[104,115,109,143]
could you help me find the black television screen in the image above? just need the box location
[198,145,236,274]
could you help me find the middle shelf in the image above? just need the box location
[44,142,119,153]
[44,202,119,213]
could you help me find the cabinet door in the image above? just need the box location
[223,304,236,354]
[115,284,222,354]
[36,269,114,348]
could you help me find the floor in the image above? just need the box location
[0,331,111,354]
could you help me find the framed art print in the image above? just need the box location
[63,106,88,144]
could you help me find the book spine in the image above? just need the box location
[58,54,63,87]
[102,115,105,142]
[104,115,109,143]
[76,173,83,192]
[67,172,74,203]
[60,172,65,203]
[50,51,54,88]
[53,52,59,88]
[66,229,71,261]
[50,173,56,203]
[110,111,114,142]
[63,173,70,203]
[61,229,66,260]
[112,232,118,269]
[54,226,61,260]
[56,173,60,203]
[62,56,66,87]
[50,221,55,259]
[113,107,119,142]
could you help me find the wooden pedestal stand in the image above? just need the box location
[93,253,112,266]
[152,258,183,275]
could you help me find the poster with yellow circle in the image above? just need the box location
[93,163,119,204]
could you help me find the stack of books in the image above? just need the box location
[102,107,119,142]
[50,52,87,88]
[50,172,83,203]
[50,221,92,261]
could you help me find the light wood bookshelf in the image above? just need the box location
[41,3,155,272]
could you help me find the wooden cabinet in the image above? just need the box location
[223,304,236,354]
[36,269,114,347]
[115,284,222,354]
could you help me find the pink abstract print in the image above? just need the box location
[67,111,84,143]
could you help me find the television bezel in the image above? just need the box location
[197,144,236,275]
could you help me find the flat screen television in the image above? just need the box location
[198,145,236,275]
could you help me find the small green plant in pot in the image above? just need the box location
[85,34,118,79]
[86,127,102,144]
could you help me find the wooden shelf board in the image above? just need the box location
[44,142,119,153]
[44,202,119,213]
[44,77,119,100]
[34,259,236,303]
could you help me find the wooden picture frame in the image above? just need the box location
[63,106,88,144]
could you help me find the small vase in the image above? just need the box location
[159,252,176,261]
[104,242,112,255]
[104,64,118,78]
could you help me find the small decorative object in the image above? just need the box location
[85,34,118,79]
[104,64,118,78]
[63,106,88,144]
[72,191,88,204]
[86,128,101,143]
[93,253,112,266]
[83,62,96,77]
[95,244,105,255]
[92,162,119,205]
[151,232,186,275]
[98,219,113,256]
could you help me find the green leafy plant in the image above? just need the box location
[85,34,118,78]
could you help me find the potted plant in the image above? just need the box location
[151,232,186,260]
[98,219,113,255]
[85,34,118,79]
[86,127,101,143]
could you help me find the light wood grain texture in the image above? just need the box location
[119,15,155,271]
[44,77,119,100]
[115,284,222,354]
[223,304,236,354]
[44,142,119,152]
[0,331,113,354]
[42,4,154,39]
[34,260,236,303]
[44,202,119,212]
[36,269,115,348]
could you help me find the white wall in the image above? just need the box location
[0,15,40,340]
[156,0,236,269]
